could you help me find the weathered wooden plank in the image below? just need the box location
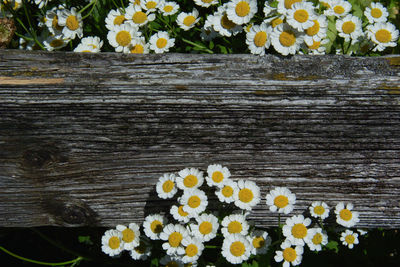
[0,50,399,228]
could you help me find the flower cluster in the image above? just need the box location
[2,0,399,55]
[101,164,366,266]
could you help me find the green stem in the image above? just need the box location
[78,0,97,14]
[15,31,33,41]
[82,0,98,20]
[0,246,83,266]
[181,38,213,54]
[205,245,218,248]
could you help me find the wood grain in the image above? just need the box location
[0,50,399,228]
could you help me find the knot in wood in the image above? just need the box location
[22,148,52,169]
[61,204,92,225]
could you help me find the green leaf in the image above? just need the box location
[78,235,93,245]
[326,240,339,253]
[209,40,214,50]
[150,258,158,267]
[217,44,228,54]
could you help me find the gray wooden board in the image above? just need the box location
[0,50,399,228]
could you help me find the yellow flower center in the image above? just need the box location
[285,0,302,9]
[274,195,289,208]
[313,205,325,215]
[375,29,391,43]
[221,14,236,29]
[230,241,245,257]
[133,11,147,24]
[202,0,213,3]
[271,18,283,28]
[212,171,224,183]
[52,16,63,31]
[185,244,198,257]
[183,15,196,27]
[371,8,382,18]
[150,220,163,233]
[134,0,141,5]
[168,232,183,247]
[162,180,174,193]
[50,39,64,47]
[339,209,352,221]
[114,15,126,25]
[334,5,345,15]
[321,2,330,9]
[183,174,198,188]
[283,247,297,262]
[178,205,189,216]
[222,185,234,197]
[345,234,355,244]
[312,233,323,245]
[146,1,157,9]
[108,236,120,249]
[134,241,146,254]
[294,9,309,23]
[306,20,320,36]
[342,21,355,34]
[254,31,267,47]
[156,37,168,48]
[291,223,307,239]
[122,228,135,243]
[252,236,265,249]
[235,1,250,17]
[82,50,92,52]
[199,221,213,235]
[279,31,296,47]
[228,221,243,234]
[166,262,179,267]
[130,44,145,54]
[238,188,254,203]
[308,40,321,49]
[116,30,132,46]
[164,5,173,13]
[188,195,201,208]
[66,15,79,31]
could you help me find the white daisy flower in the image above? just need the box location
[107,23,140,53]
[130,239,152,260]
[149,31,175,53]
[80,36,103,52]
[129,37,150,54]
[304,14,328,44]
[45,6,64,35]
[176,167,204,190]
[210,11,243,37]
[304,228,328,251]
[194,0,218,8]
[215,180,238,204]
[286,2,317,32]
[141,0,160,12]
[226,0,257,25]
[130,0,141,6]
[101,229,124,257]
[160,224,190,256]
[271,23,304,56]
[205,164,231,187]
[43,35,69,51]
[366,22,399,52]
[159,254,185,267]
[247,230,271,255]
[319,0,331,9]
[263,0,277,17]
[126,4,156,27]
[264,15,285,29]
[177,9,200,31]
[57,7,83,39]
[143,214,168,240]
[74,44,95,53]
[364,2,388,24]
[335,202,360,228]
[277,0,303,16]
[357,229,368,236]
[336,14,363,43]
[177,236,204,264]
[305,38,329,55]
[246,22,273,55]
[170,205,191,223]
[200,26,219,41]
[282,215,312,246]
[324,0,352,18]
[159,1,179,16]
[274,239,304,267]
[340,229,359,249]
[309,201,330,220]
[116,223,141,250]
[266,186,296,214]
[179,188,208,216]
[221,213,249,237]
[34,0,50,9]
[222,234,252,264]
[156,173,178,199]
[233,180,261,211]
[190,213,219,242]
[105,9,127,31]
